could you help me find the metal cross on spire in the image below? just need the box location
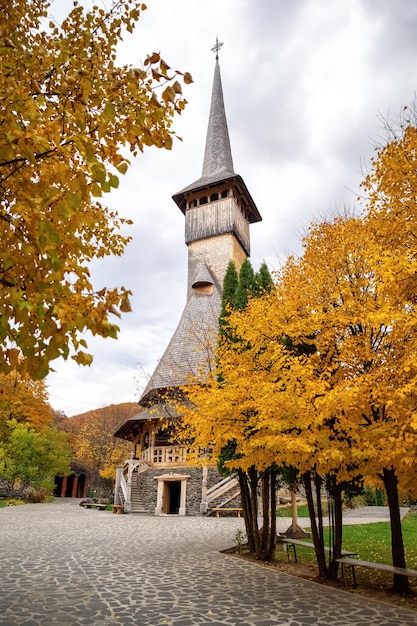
[211,36,223,61]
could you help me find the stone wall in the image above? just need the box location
[186,466,207,514]
[136,464,241,516]
[0,477,27,498]
[136,468,158,513]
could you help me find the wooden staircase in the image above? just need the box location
[205,475,241,514]
[116,471,148,514]
[130,479,148,514]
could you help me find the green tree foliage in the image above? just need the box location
[219,261,239,333]
[234,259,256,310]
[0,421,71,492]
[0,370,72,493]
[255,261,274,295]
[217,438,239,477]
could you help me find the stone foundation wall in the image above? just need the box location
[186,466,207,514]
[136,464,241,516]
[136,468,160,513]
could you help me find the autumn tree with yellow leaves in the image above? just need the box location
[271,214,417,587]
[0,371,54,440]
[65,403,138,480]
[180,259,278,561]
[0,371,72,493]
[0,0,192,378]
[181,111,417,591]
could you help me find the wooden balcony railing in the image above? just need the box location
[140,445,187,466]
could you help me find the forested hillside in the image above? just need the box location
[58,403,140,479]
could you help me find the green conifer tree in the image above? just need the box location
[255,261,274,296]
[234,259,256,310]
[219,261,239,333]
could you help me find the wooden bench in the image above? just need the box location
[280,537,356,563]
[85,503,107,510]
[112,504,124,514]
[336,557,417,588]
[212,507,243,518]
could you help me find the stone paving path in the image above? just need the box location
[0,500,416,625]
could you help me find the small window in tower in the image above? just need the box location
[221,189,229,198]
[210,192,219,202]
[188,199,197,208]
[199,196,208,205]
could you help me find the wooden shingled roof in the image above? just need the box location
[139,265,221,407]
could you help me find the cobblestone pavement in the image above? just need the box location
[0,500,416,626]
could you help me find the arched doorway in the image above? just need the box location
[53,476,63,497]
[76,473,86,497]
[54,463,93,498]
[65,474,75,497]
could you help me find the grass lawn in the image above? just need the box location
[0,499,8,508]
[276,504,311,517]
[275,508,417,567]
[333,513,417,569]
[272,510,417,600]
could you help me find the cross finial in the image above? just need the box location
[211,36,223,61]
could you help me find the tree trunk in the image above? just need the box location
[304,471,328,578]
[260,466,277,561]
[261,469,270,557]
[238,469,255,553]
[290,489,298,531]
[328,477,343,580]
[381,467,409,594]
[248,466,261,557]
[315,473,325,549]
[268,468,277,560]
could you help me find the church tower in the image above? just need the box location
[114,45,262,515]
[173,52,261,299]
[140,45,261,406]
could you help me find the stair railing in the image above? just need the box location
[206,475,239,504]
[114,466,128,506]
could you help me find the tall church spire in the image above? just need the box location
[200,55,234,183]
[172,50,261,225]
[139,46,262,406]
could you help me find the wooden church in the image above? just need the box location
[113,46,262,515]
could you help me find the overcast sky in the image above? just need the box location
[46,0,417,417]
